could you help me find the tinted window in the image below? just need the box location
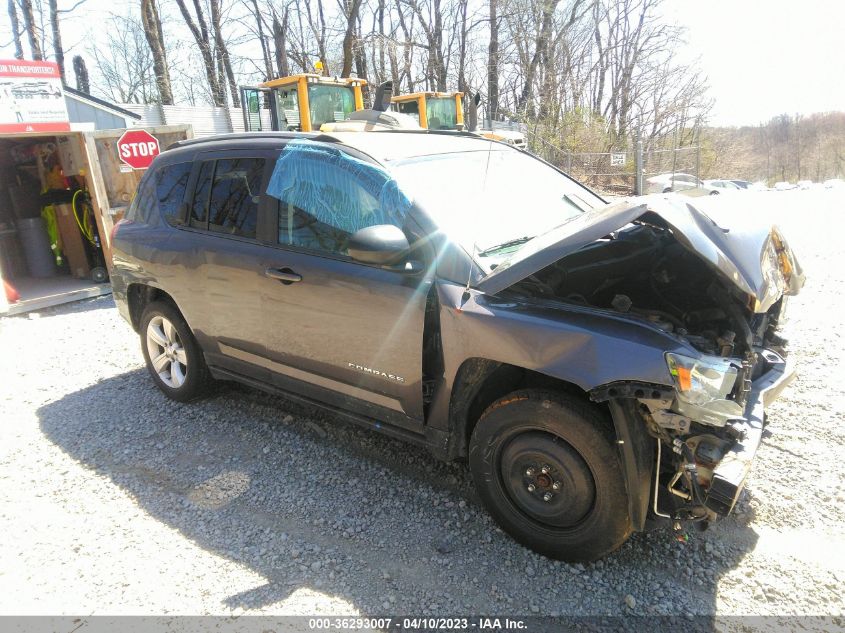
[156,162,192,225]
[190,161,213,228]
[126,175,156,224]
[208,158,264,238]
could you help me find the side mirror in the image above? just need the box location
[348,224,410,266]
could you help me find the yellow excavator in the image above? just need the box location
[390,91,525,147]
[241,75,524,146]
[390,91,465,130]
[240,73,367,133]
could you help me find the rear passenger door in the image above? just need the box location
[167,149,279,382]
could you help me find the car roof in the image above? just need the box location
[328,131,510,163]
[166,130,510,166]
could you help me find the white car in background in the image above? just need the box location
[645,172,720,196]
[823,178,843,189]
[704,179,742,192]
[774,181,797,191]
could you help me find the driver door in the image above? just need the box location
[255,144,432,432]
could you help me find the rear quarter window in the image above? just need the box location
[126,161,192,226]
[155,162,193,225]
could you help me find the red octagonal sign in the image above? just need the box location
[116,129,161,170]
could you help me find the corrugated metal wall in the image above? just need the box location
[118,105,281,137]
[118,104,253,137]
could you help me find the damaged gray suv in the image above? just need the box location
[111,131,804,562]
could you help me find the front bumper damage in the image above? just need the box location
[704,349,794,515]
[600,347,797,529]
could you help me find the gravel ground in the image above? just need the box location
[1,189,844,619]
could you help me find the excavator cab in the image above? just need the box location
[241,74,366,133]
[391,92,464,130]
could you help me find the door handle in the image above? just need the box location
[264,267,302,284]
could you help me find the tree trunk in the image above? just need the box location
[72,55,89,93]
[516,0,561,115]
[174,0,224,106]
[210,0,240,106]
[20,0,42,60]
[7,0,24,59]
[140,0,174,104]
[272,12,290,77]
[48,0,64,80]
[340,0,364,77]
[250,0,274,80]
[487,0,499,122]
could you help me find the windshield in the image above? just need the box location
[390,148,606,265]
[426,97,458,130]
[308,84,356,128]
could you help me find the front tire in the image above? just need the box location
[469,390,632,562]
[140,301,211,402]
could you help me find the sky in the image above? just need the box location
[1,0,842,127]
[664,0,845,126]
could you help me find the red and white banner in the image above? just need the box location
[0,60,70,134]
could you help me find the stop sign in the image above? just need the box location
[116,129,161,169]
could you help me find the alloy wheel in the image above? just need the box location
[146,315,188,388]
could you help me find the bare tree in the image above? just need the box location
[48,0,64,79]
[272,9,290,77]
[174,0,225,105]
[339,0,364,76]
[72,54,89,92]
[20,0,43,60]
[140,0,174,104]
[487,0,499,121]
[7,0,25,59]
[210,0,240,106]
[90,14,157,103]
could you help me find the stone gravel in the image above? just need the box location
[1,189,844,617]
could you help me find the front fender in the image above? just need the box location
[437,281,686,393]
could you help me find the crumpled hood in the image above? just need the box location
[476,195,804,312]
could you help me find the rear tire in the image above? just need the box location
[140,301,211,402]
[469,390,632,562]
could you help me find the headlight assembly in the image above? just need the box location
[665,353,745,426]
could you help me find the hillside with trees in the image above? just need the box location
[3,0,843,183]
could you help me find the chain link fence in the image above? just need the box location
[527,131,701,197]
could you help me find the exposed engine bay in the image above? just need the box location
[508,220,795,526]
[509,221,786,359]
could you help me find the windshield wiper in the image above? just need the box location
[477,236,534,256]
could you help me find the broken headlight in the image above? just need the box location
[665,353,744,426]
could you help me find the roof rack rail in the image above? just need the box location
[169,131,341,149]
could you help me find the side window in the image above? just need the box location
[275,87,300,130]
[271,144,410,258]
[190,161,214,228]
[126,174,156,224]
[397,100,420,124]
[155,162,192,225]
[207,157,265,238]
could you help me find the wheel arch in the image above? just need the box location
[127,283,182,332]
[448,358,592,461]
[447,358,654,531]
